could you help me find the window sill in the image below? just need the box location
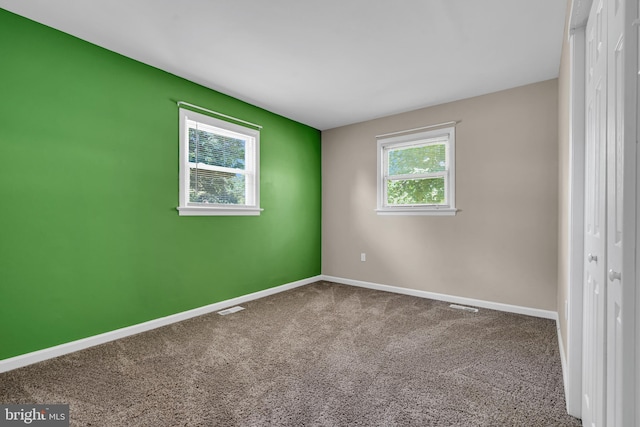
[375,207,458,216]
[177,206,263,216]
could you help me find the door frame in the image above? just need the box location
[566,21,587,418]
[619,2,638,425]
[566,0,592,416]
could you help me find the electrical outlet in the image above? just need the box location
[360,253,366,262]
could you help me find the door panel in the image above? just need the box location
[605,0,625,425]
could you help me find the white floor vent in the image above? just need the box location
[217,306,245,316]
[449,304,479,313]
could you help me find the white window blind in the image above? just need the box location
[178,108,261,216]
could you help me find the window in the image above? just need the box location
[377,126,456,215]
[177,108,262,216]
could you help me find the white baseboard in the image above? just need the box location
[0,275,322,373]
[556,319,570,413]
[320,275,558,320]
[1,274,560,374]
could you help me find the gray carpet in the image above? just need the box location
[0,281,581,426]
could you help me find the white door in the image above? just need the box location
[605,0,625,424]
[583,0,608,426]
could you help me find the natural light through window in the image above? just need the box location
[377,126,456,215]
[177,108,262,216]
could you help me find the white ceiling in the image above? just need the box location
[0,0,566,130]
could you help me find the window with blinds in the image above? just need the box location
[177,108,261,216]
[376,126,457,216]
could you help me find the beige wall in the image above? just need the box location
[322,80,559,311]
[557,0,572,353]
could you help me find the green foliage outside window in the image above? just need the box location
[388,143,446,175]
[188,128,247,204]
[387,143,446,205]
[387,178,445,205]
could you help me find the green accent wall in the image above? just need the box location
[0,9,321,360]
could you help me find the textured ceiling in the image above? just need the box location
[0,0,567,130]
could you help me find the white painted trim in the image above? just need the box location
[376,126,456,215]
[0,275,322,373]
[621,3,639,425]
[570,0,594,30]
[557,318,570,410]
[177,206,263,216]
[636,108,640,427]
[565,25,586,419]
[0,274,562,375]
[321,275,558,320]
[375,208,458,216]
[636,37,640,425]
[178,108,261,216]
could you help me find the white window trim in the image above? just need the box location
[376,126,457,216]
[177,108,263,216]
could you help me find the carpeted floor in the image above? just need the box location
[0,281,581,426]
